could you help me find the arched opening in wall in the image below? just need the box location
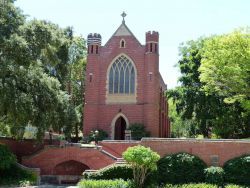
[120,39,125,48]
[54,160,90,176]
[114,116,127,140]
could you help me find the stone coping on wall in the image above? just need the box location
[141,137,250,143]
[22,144,100,160]
[100,140,141,144]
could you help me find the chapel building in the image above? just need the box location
[83,14,170,139]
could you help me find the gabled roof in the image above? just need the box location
[104,22,142,46]
[113,23,133,36]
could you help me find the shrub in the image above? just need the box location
[0,164,37,185]
[204,166,224,185]
[0,144,16,170]
[225,184,246,188]
[157,152,207,184]
[88,129,108,142]
[78,179,131,188]
[123,145,160,188]
[164,184,217,188]
[85,165,133,180]
[223,155,250,185]
[128,123,150,140]
[163,184,246,188]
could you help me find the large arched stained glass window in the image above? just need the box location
[109,55,136,94]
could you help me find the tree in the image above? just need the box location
[168,39,224,137]
[168,98,196,138]
[168,38,250,138]
[122,145,160,188]
[0,0,86,140]
[65,36,87,141]
[199,29,250,112]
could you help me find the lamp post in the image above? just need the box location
[94,130,99,145]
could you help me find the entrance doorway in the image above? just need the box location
[114,116,126,140]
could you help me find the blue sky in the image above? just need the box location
[15,0,250,88]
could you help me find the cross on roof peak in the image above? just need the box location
[121,11,127,24]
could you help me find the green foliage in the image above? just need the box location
[204,166,224,185]
[168,98,195,138]
[157,152,207,184]
[88,129,108,142]
[0,164,37,186]
[168,38,223,138]
[78,179,130,188]
[128,123,150,140]
[0,122,11,137]
[169,37,250,139]
[0,145,16,170]
[123,145,160,188]
[85,165,133,181]
[199,29,250,113]
[0,144,37,186]
[164,184,217,188]
[164,184,246,188]
[225,184,247,188]
[0,1,87,140]
[223,155,250,185]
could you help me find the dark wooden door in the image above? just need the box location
[114,117,126,140]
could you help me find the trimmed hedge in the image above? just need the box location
[84,165,133,180]
[223,155,250,185]
[157,152,207,184]
[204,166,224,185]
[164,184,217,188]
[164,184,246,188]
[78,179,131,188]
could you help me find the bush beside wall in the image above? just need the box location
[157,152,207,184]
[204,166,224,185]
[85,165,133,181]
[224,155,250,186]
[164,184,246,188]
[78,179,131,188]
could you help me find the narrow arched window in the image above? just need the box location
[109,55,135,94]
[120,39,125,48]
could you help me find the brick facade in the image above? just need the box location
[83,19,170,139]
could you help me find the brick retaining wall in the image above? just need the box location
[141,138,250,166]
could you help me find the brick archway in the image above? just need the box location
[22,147,115,175]
[54,160,90,175]
[111,113,129,140]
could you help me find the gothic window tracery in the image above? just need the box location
[108,55,135,94]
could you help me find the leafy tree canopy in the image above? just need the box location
[199,29,250,112]
[168,36,250,138]
[0,0,86,140]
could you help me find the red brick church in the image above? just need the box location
[83,13,170,139]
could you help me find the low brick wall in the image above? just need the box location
[0,137,60,162]
[2,137,250,178]
[22,145,115,175]
[99,140,140,157]
[141,138,250,166]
